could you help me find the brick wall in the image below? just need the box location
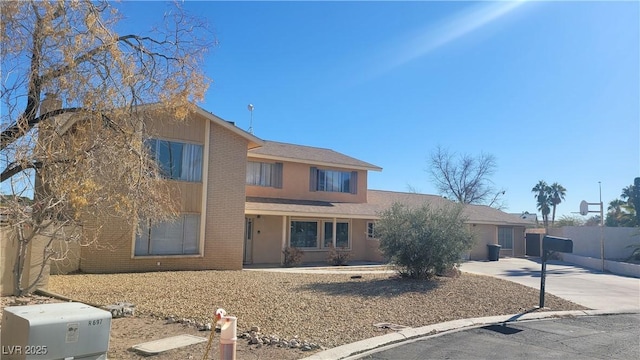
[78,117,249,273]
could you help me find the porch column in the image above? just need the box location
[332,217,337,247]
[280,216,287,264]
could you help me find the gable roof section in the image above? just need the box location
[248,141,382,171]
[245,189,531,226]
[193,107,263,149]
[52,103,264,150]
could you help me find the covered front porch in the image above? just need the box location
[243,197,383,266]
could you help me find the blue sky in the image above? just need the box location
[121,1,638,218]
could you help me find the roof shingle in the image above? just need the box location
[248,141,382,171]
[246,190,531,226]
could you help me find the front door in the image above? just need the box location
[243,217,253,264]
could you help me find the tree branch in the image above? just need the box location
[1,161,41,183]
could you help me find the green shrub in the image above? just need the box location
[626,243,640,261]
[376,202,474,279]
[326,245,351,266]
[282,247,304,267]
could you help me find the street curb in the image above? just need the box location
[299,309,640,360]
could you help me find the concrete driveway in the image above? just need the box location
[460,258,640,311]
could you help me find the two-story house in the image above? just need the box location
[243,141,530,265]
[48,107,529,275]
[244,141,383,264]
[59,106,263,274]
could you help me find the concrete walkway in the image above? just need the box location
[460,258,640,311]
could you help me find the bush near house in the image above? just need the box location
[282,247,304,267]
[326,245,351,266]
[376,202,474,279]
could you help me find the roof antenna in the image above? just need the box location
[247,104,254,134]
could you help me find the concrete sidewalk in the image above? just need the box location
[460,258,640,311]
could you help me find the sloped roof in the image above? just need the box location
[193,107,264,149]
[248,141,382,171]
[245,190,531,226]
[53,103,264,150]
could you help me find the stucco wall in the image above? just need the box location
[1,225,50,295]
[48,228,82,275]
[469,224,495,260]
[548,226,639,260]
[247,216,380,265]
[246,159,368,203]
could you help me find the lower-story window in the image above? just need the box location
[498,227,513,250]
[290,219,350,249]
[366,221,376,239]
[324,221,349,248]
[135,214,200,256]
[290,221,318,248]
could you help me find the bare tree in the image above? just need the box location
[428,146,506,209]
[1,0,211,295]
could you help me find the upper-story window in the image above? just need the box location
[147,138,203,182]
[246,161,283,188]
[310,167,358,194]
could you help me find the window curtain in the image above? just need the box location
[350,171,358,194]
[181,143,203,182]
[259,162,272,186]
[309,167,318,191]
[134,220,151,256]
[272,162,283,188]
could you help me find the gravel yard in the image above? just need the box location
[36,268,588,359]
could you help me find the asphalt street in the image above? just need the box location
[359,314,640,360]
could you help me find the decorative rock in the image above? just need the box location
[302,345,312,351]
[166,316,176,324]
[15,297,31,305]
[250,325,260,332]
[104,303,135,319]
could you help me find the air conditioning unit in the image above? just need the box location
[1,302,111,360]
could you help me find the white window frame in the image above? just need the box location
[323,220,350,249]
[310,168,358,194]
[148,138,203,182]
[366,221,376,240]
[498,227,513,250]
[134,213,201,256]
[318,169,350,192]
[289,219,319,249]
[289,218,351,250]
[246,161,283,188]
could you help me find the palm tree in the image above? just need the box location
[549,182,566,226]
[606,199,626,226]
[532,180,551,227]
[621,185,635,206]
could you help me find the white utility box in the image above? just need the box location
[1,302,111,360]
